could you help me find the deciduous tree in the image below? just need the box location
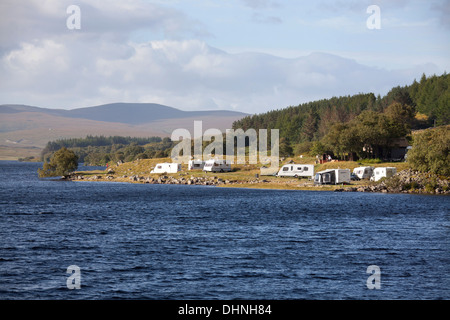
[38,147,78,177]
[407,126,449,176]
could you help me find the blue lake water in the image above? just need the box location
[0,161,449,300]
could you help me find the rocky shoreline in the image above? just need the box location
[334,169,449,195]
[66,172,270,187]
[64,169,450,195]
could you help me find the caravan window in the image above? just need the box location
[303,167,309,171]
[157,165,162,169]
[283,167,289,171]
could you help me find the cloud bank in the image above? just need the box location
[0,0,443,114]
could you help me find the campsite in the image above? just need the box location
[65,154,449,194]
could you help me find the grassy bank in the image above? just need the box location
[70,156,420,192]
[0,146,42,161]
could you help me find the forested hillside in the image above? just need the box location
[233,73,449,145]
[408,74,449,126]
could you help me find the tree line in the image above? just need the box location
[38,125,449,177]
[41,136,176,165]
[232,73,449,159]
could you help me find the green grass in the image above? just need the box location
[72,156,414,191]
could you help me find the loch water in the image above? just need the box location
[0,161,449,300]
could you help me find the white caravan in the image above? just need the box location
[277,164,314,178]
[371,167,397,182]
[188,160,205,170]
[151,163,181,174]
[314,169,351,185]
[353,166,374,180]
[203,159,232,172]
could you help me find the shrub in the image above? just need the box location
[383,176,403,191]
[404,181,420,190]
[135,153,148,160]
[407,126,449,176]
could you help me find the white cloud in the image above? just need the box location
[433,0,450,29]
[0,0,206,52]
[0,38,440,113]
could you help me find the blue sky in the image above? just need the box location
[144,0,450,68]
[0,0,448,113]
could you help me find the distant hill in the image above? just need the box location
[0,103,248,125]
[0,103,248,159]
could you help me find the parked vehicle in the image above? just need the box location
[188,160,205,170]
[203,159,232,172]
[277,164,314,178]
[260,166,279,176]
[352,166,374,180]
[314,169,351,185]
[370,167,397,182]
[151,163,181,174]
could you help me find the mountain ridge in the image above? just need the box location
[0,102,248,159]
[0,103,248,125]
